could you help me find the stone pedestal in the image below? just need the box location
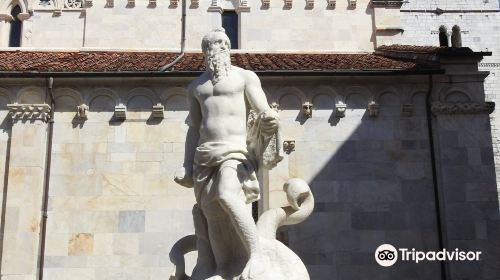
[0,104,50,280]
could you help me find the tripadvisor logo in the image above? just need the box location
[375,244,482,267]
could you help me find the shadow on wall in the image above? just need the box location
[273,90,499,279]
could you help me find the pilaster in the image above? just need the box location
[0,104,51,279]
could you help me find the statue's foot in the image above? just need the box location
[239,254,268,280]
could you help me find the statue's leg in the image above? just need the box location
[191,204,216,279]
[216,162,265,278]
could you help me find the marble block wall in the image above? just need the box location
[0,72,497,279]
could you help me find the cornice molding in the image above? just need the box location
[431,101,495,115]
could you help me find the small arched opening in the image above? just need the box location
[8,5,22,47]
[438,25,448,47]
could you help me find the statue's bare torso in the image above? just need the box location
[192,68,248,146]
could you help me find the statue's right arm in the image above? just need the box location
[174,84,201,188]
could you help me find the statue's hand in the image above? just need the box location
[174,168,194,188]
[260,109,280,136]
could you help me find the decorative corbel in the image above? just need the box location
[284,0,292,9]
[84,0,93,7]
[53,9,62,16]
[270,102,279,112]
[236,0,250,12]
[368,101,379,117]
[326,0,336,9]
[106,0,114,7]
[305,0,314,9]
[170,0,178,8]
[0,14,14,22]
[114,104,126,120]
[302,102,313,118]
[335,101,347,118]
[76,104,89,120]
[208,0,223,12]
[401,104,413,117]
[348,0,356,9]
[152,103,164,119]
[127,0,135,7]
[261,0,270,8]
[17,13,30,21]
[283,140,296,154]
[190,0,199,8]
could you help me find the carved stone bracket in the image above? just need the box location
[368,101,379,117]
[270,102,279,112]
[7,104,51,122]
[305,0,314,9]
[106,0,114,7]
[284,0,292,9]
[283,140,295,154]
[127,0,135,7]
[261,0,270,8]
[336,101,347,118]
[84,0,93,7]
[152,103,164,119]
[17,13,31,21]
[53,9,62,16]
[170,0,178,8]
[114,104,126,120]
[236,0,250,12]
[302,102,312,118]
[401,104,413,117]
[326,0,336,9]
[348,0,356,8]
[208,0,223,12]
[76,104,89,120]
[0,14,14,22]
[190,0,198,8]
[431,101,495,115]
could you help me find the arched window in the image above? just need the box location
[439,26,448,47]
[9,5,22,47]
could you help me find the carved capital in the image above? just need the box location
[431,101,495,115]
[7,104,51,122]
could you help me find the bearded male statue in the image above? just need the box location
[172,28,314,280]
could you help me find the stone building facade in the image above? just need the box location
[0,1,498,280]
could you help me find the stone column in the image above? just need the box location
[1,104,50,280]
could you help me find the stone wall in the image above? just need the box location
[0,70,497,279]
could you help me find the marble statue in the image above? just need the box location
[171,28,314,280]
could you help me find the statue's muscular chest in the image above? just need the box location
[194,74,245,103]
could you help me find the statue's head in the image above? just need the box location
[201,28,232,84]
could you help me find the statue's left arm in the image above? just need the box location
[243,70,279,136]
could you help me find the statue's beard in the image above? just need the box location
[206,50,231,84]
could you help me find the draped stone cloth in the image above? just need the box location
[193,142,260,205]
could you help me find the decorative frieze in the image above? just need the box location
[431,102,495,115]
[152,103,164,119]
[114,104,126,120]
[368,101,379,117]
[302,102,313,118]
[335,101,347,118]
[7,104,51,122]
[76,104,89,120]
[401,104,413,117]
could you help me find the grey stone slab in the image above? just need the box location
[118,210,145,233]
